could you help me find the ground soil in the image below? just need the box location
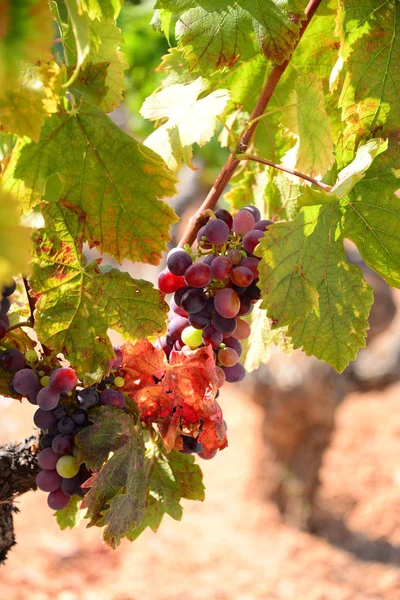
[0,376,399,600]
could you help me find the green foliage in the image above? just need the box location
[0,188,31,291]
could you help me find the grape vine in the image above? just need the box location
[0,0,399,554]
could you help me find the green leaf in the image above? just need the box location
[68,20,128,112]
[77,406,147,549]
[141,78,230,171]
[3,104,178,264]
[127,445,204,541]
[80,0,123,20]
[56,494,85,530]
[64,0,91,88]
[155,0,306,74]
[240,304,292,373]
[0,188,31,291]
[32,204,168,382]
[256,203,374,372]
[281,74,334,179]
[0,0,53,91]
[337,1,400,288]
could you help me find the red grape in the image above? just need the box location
[202,325,223,348]
[184,263,212,288]
[242,229,264,254]
[170,296,188,317]
[224,336,242,357]
[242,205,261,222]
[238,297,253,316]
[52,434,74,455]
[232,210,255,235]
[168,315,189,340]
[38,448,60,470]
[167,249,192,276]
[204,219,230,245]
[0,349,25,372]
[226,249,242,265]
[100,388,126,409]
[33,408,57,429]
[50,367,77,394]
[218,347,239,367]
[158,268,185,294]
[181,289,207,313]
[240,257,259,278]
[232,318,251,340]
[213,313,237,335]
[12,369,40,395]
[214,288,240,318]
[188,310,211,329]
[216,366,226,388]
[210,256,232,280]
[230,266,253,287]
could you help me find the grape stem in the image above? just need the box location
[23,278,35,326]
[177,0,324,248]
[236,153,333,192]
[7,320,33,333]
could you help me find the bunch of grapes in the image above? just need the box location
[0,279,16,340]
[157,204,272,456]
[2,327,127,510]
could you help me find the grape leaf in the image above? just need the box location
[337,1,400,288]
[155,0,306,74]
[0,188,31,292]
[281,74,334,179]
[141,78,230,171]
[67,20,128,112]
[64,0,90,87]
[127,448,205,541]
[120,340,227,457]
[80,0,123,20]
[31,204,169,382]
[240,304,292,373]
[255,203,374,372]
[56,494,85,530]
[77,406,147,548]
[3,103,178,264]
[0,0,53,91]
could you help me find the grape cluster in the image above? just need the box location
[157,205,272,410]
[0,279,16,340]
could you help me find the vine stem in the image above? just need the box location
[23,278,35,326]
[177,0,324,248]
[236,153,333,192]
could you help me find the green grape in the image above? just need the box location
[38,370,45,377]
[40,375,50,387]
[56,455,79,479]
[181,326,204,348]
[25,350,38,363]
[114,376,125,388]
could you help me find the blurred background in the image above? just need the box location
[1,1,400,598]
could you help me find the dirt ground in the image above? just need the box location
[0,374,400,600]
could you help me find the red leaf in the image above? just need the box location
[121,341,227,456]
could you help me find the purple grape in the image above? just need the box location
[240,257,260,278]
[12,369,40,395]
[36,469,61,492]
[212,314,237,335]
[173,285,192,308]
[0,319,8,339]
[254,219,273,231]
[167,249,193,276]
[196,225,211,248]
[222,363,246,383]
[72,409,87,426]
[0,297,10,316]
[170,296,188,317]
[39,433,54,450]
[77,387,99,408]
[0,349,26,372]
[210,256,232,280]
[100,388,125,409]
[37,386,60,411]
[53,405,68,420]
[57,417,75,434]
[181,289,207,314]
[109,347,123,369]
[203,254,217,265]
[214,208,233,230]
[246,282,261,300]
[205,297,215,314]
[61,473,83,496]
[242,205,261,222]
[198,450,218,460]
[184,263,212,288]
[1,314,9,328]
[168,315,189,341]
[226,248,242,265]
[33,408,57,430]
[52,434,74,455]
[2,280,16,296]
[224,336,243,357]
[204,219,230,245]
[27,391,39,405]
[181,435,203,454]
[202,325,223,349]
[38,447,60,470]
[47,488,70,510]
[214,288,240,318]
[188,310,211,329]
[238,296,253,316]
